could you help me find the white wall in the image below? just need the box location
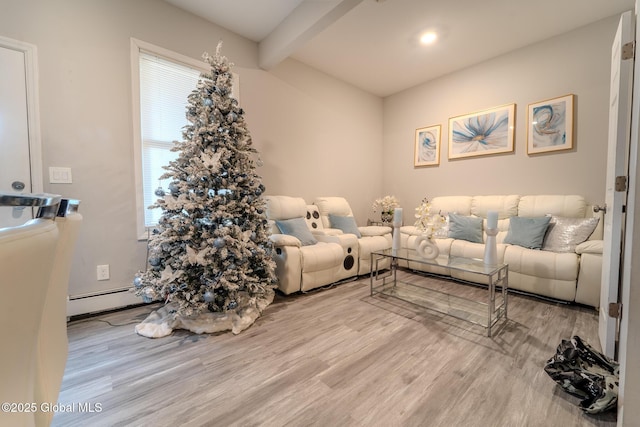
[0,0,383,308]
[240,58,384,219]
[0,0,621,312]
[382,16,620,218]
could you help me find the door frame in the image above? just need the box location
[0,35,43,194]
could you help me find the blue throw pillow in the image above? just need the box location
[329,214,362,238]
[448,213,483,243]
[275,218,318,246]
[504,216,551,249]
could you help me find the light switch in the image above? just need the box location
[49,167,73,184]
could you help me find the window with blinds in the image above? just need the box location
[138,51,201,228]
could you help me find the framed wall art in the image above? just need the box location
[414,124,441,167]
[448,103,515,160]
[527,94,574,154]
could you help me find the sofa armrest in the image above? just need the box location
[317,233,359,246]
[269,234,301,248]
[359,225,392,236]
[575,240,603,308]
[576,251,602,307]
[576,240,603,255]
[399,225,421,236]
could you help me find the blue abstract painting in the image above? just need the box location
[414,125,440,166]
[528,94,574,154]
[448,104,515,159]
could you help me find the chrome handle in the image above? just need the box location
[593,205,607,213]
[0,192,61,207]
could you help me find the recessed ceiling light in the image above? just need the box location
[420,31,437,45]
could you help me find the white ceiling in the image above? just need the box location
[164,0,634,97]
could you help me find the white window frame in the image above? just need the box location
[130,38,209,240]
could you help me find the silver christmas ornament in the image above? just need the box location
[204,291,215,302]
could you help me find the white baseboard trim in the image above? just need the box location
[67,288,143,317]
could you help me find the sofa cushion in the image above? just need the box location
[431,196,473,216]
[305,205,324,231]
[314,197,354,228]
[275,218,318,246]
[329,214,362,238]
[504,216,551,249]
[448,213,483,243]
[542,216,600,253]
[504,245,579,301]
[471,195,520,218]
[266,195,308,235]
[518,195,586,218]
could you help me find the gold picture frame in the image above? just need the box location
[414,124,441,167]
[527,94,574,154]
[448,103,515,159]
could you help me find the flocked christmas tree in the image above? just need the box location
[133,43,277,337]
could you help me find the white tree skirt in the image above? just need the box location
[135,289,275,338]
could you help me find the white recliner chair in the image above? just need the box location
[314,197,393,275]
[0,218,59,427]
[265,195,359,294]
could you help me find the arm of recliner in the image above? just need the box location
[575,240,603,307]
[575,240,603,255]
[316,233,359,247]
[358,225,392,237]
[269,234,301,248]
[398,225,422,236]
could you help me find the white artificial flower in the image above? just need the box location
[414,198,446,238]
[372,195,400,213]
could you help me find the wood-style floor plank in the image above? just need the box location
[51,273,617,427]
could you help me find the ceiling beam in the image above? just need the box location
[258,0,364,70]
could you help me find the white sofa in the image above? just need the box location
[399,195,603,308]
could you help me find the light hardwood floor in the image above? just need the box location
[52,273,617,427]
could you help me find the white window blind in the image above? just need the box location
[139,52,201,227]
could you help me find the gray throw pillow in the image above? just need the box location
[448,213,483,243]
[542,216,600,253]
[504,216,551,249]
[275,217,318,246]
[329,214,362,238]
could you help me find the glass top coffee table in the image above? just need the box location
[370,249,508,337]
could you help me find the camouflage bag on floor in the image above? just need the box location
[544,335,619,414]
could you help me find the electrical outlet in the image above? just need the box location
[97,264,110,281]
